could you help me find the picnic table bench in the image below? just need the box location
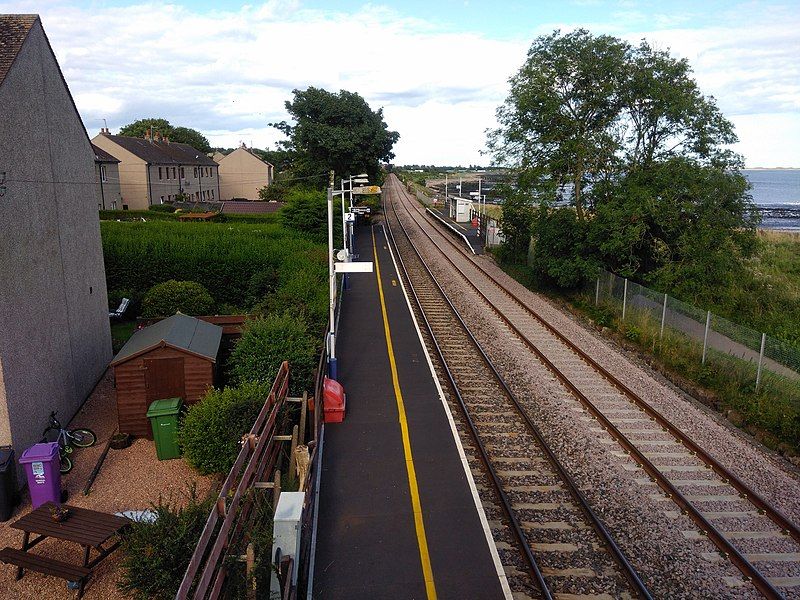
[0,503,131,598]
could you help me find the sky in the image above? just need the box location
[2,0,798,167]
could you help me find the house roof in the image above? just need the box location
[111,313,222,366]
[0,14,38,86]
[100,134,218,166]
[91,143,120,163]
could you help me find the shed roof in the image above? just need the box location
[0,14,37,86]
[100,134,218,166]
[111,313,222,366]
[91,143,120,163]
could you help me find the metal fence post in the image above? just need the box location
[660,293,668,340]
[595,277,600,306]
[622,278,628,320]
[756,332,766,392]
[701,311,711,364]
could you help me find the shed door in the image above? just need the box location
[144,357,185,402]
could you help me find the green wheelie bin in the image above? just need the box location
[146,398,183,460]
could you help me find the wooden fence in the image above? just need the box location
[176,361,291,599]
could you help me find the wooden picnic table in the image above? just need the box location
[0,503,131,598]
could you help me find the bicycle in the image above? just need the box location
[41,411,97,474]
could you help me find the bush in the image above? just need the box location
[178,382,270,474]
[148,204,177,213]
[140,280,215,318]
[228,313,318,395]
[280,188,340,239]
[118,486,212,599]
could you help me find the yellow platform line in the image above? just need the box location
[372,226,437,600]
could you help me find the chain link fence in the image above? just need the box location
[592,269,800,388]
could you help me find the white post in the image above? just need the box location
[660,293,668,340]
[340,180,347,257]
[622,278,628,320]
[327,184,337,378]
[701,310,711,364]
[595,277,600,306]
[478,177,482,213]
[756,332,766,391]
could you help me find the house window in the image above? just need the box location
[209,169,213,178]
[180,167,185,179]
[158,167,163,179]
[165,167,170,179]
[160,196,165,204]
[211,190,214,199]
[194,167,198,178]
[100,165,108,182]
[112,201,117,209]
[172,167,177,179]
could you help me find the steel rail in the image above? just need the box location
[383,183,653,600]
[390,174,794,599]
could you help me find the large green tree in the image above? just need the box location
[272,87,399,183]
[489,29,758,292]
[119,118,211,153]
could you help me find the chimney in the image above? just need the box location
[154,130,162,143]
[164,136,170,145]
[145,127,152,142]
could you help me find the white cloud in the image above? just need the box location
[1,1,796,166]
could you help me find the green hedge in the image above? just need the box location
[100,221,327,327]
[99,209,178,221]
[228,314,318,395]
[178,382,270,474]
[140,280,215,317]
[148,204,177,213]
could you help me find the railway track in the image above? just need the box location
[381,182,652,599]
[385,173,800,599]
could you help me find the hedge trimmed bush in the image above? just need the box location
[148,203,177,213]
[178,382,270,474]
[140,280,215,318]
[228,313,318,395]
[118,486,212,599]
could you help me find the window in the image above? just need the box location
[160,196,165,204]
[158,167,163,179]
[180,167,185,179]
[209,169,213,178]
[172,167,177,179]
[112,201,117,209]
[194,167,198,178]
[165,167,170,179]
[100,165,107,182]
[211,190,214,199]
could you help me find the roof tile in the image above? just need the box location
[0,14,38,86]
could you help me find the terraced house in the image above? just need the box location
[91,129,220,210]
[0,14,112,462]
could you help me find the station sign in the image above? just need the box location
[352,206,371,214]
[353,185,382,195]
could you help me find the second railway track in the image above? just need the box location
[383,173,800,599]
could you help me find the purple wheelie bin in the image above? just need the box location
[19,442,61,509]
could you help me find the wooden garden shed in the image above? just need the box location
[111,314,223,437]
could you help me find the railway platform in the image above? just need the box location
[428,206,485,254]
[310,222,509,599]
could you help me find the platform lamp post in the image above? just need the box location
[327,172,338,379]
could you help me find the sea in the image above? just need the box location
[743,169,800,230]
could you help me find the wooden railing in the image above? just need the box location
[176,361,290,599]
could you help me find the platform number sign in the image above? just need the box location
[0,171,6,198]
